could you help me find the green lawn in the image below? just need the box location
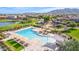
[4,39,24,51]
[65,28,79,40]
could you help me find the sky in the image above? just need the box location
[0,7,78,14]
[0,7,65,14]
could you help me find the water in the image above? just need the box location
[16,28,56,43]
[0,22,14,27]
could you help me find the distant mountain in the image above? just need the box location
[49,8,79,14]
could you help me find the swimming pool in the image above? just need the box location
[16,28,56,43]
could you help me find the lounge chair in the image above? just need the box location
[19,41,25,44]
[24,43,29,47]
[16,39,20,41]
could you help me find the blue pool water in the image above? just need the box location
[16,28,50,43]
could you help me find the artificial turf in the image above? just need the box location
[4,39,24,51]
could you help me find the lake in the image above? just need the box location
[0,22,15,27]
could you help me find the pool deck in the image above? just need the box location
[3,27,45,50]
[3,27,66,51]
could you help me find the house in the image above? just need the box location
[7,15,17,19]
[0,15,7,19]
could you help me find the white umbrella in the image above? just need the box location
[47,33,54,37]
[48,37,56,43]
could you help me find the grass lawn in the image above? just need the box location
[65,28,79,40]
[4,39,24,51]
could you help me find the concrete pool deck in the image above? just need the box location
[3,27,66,51]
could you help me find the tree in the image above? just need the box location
[67,21,77,27]
[23,18,28,21]
[52,16,57,19]
[59,40,79,51]
[77,23,79,26]
[43,16,51,22]
[38,15,43,19]
[56,24,63,29]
